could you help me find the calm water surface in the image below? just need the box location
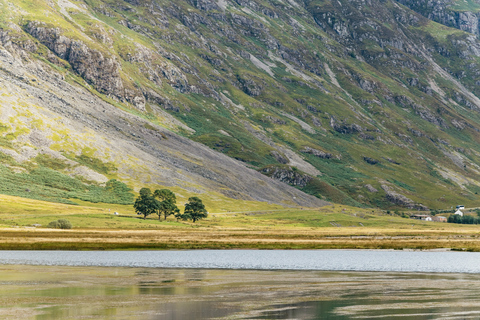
[0,250,479,319]
[0,249,480,272]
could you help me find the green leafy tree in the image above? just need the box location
[157,198,180,220]
[133,188,159,220]
[448,214,462,224]
[175,210,190,221]
[153,189,176,202]
[183,197,208,223]
[463,215,475,224]
[153,189,179,220]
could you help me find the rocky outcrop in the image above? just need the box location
[363,157,379,165]
[301,147,332,159]
[395,95,447,128]
[364,184,378,193]
[125,43,192,95]
[263,115,286,125]
[397,0,480,35]
[260,166,312,187]
[381,184,415,208]
[330,117,362,134]
[381,184,428,210]
[237,74,264,96]
[24,21,145,108]
[188,0,221,11]
[270,151,289,164]
[0,24,37,57]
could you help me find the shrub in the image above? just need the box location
[47,219,72,229]
[47,220,60,228]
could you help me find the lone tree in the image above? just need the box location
[154,189,180,220]
[133,188,159,219]
[182,197,208,223]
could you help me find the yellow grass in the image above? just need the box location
[1,194,480,250]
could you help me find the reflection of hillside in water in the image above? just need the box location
[1,266,479,319]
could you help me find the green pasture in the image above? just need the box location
[0,194,476,232]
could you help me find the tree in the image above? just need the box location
[153,189,176,202]
[448,214,462,224]
[175,210,190,221]
[153,189,179,220]
[157,198,180,220]
[183,197,208,223]
[463,215,475,225]
[133,188,159,219]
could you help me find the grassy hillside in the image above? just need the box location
[2,0,480,211]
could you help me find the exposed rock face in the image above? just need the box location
[24,21,146,109]
[260,166,312,188]
[330,117,362,134]
[125,43,191,95]
[263,115,286,125]
[381,184,428,210]
[364,184,378,193]
[363,157,379,165]
[301,147,332,159]
[397,0,480,35]
[189,0,220,11]
[270,151,289,164]
[237,74,264,96]
[381,184,415,208]
[0,25,37,57]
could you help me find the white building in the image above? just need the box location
[454,210,463,217]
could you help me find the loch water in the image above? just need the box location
[0,250,479,319]
[0,249,480,272]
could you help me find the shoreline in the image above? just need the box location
[0,227,480,251]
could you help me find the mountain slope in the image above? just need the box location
[2,0,480,209]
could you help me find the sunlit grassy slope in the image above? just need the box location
[0,193,471,231]
[3,194,480,251]
[0,196,480,251]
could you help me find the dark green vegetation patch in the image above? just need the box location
[0,165,133,205]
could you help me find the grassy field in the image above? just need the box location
[1,195,480,251]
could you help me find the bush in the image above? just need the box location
[47,219,72,229]
[47,221,60,228]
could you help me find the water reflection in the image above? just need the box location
[0,266,479,319]
[154,301,238,320]
[250,301,350,320]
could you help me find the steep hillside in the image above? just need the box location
[398,0,480,35]
[2,0,480,210]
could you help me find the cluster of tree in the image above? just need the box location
[133,188,207,222]
[447,214,480,224]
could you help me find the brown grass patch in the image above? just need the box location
[1,227,480,251]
